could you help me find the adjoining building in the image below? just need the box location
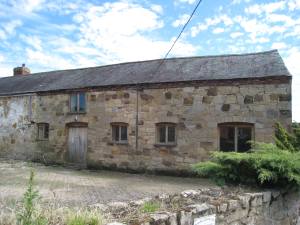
[0,50,292,173]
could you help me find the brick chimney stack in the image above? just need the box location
[13,64,30,76]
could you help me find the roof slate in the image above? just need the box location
[0,50,291,96]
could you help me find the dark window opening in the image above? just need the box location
[112,123,128,143]
[219,123,253,152]
[156,123,176,145]
[37,123,49,140]
[70,93,86,113]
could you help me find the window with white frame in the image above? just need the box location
[111,123,128,143]
[219,123,254,152]
[37,123,49,140]
[70,92,86,113]
[156,123,176,145]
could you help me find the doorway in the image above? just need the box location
[67,123,88,168]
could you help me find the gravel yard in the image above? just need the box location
[0,159,214,210]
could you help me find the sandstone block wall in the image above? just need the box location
[0,81,292,172]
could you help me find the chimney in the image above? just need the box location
[13,64,30,76]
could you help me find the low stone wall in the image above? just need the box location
[102,188,300,225]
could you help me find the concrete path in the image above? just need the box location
[0,160,214,208]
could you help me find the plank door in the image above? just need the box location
[68,127,87,168]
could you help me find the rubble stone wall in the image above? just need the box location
[103,189,300,225]
[0,81,292,172]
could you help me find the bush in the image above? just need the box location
[193,142,300,188]
[275,122,300,152]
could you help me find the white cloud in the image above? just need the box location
[26,48,74,70]
[285,25,300,37]
[175,0,196,4]
[231,0,251,5]
[245,1,286,15]
[248,37,270,44]
[20,35,42,51]
[190,14,233,37]
[230,32,243,38]
[288,0,300,11]
[212,27,225,34]
[0,29,6,40]
[1,20,22,37]
[267,14,296,26]
[285,48,300,82]
[0,65,12,77]
[151,4,163,14]
[271,42,288,49]
[172,14,189,27]
[0,54,4,62]
[283,48,300,121]
[74,1,196,63]
[10,0,45,13]
[0,19,22,40]
[78,2,164,37]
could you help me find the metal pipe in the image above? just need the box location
[135,84,139,151]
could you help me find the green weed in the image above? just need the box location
[65,209,103,225]
[17,170,47,225]
[140,201,160,213]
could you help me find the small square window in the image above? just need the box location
[112,123,128,144]
[156,123,176,145]
[70,93,86,113]
[37,123,49,140]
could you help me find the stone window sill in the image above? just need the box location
[67,112,87,115]
[36,139,49,142]
[154,143,177,147]
[112,141,129,145]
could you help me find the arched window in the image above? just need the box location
[218,122,254,152]
[156,123,176,145]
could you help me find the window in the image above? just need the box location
[70,93,86,113]
[156,123,176,145]
[219,123,254,152]
[112,123,128,143]
[37,123,49,140]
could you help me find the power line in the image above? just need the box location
[152,0,203,75]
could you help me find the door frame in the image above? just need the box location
[66,122,88,167]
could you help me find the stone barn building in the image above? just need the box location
[0,50,292,173]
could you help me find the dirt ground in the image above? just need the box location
[0,159,214,210]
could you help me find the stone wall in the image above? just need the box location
[0,81,292,172]
[102,188,300,225]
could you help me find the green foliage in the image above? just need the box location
[17,170,47,225]
[193,142,300,188]
[140,201,160,213]
[292,122,300,149]
[65,210,103,225]
[274,122,300,152]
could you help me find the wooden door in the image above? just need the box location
[68,127,87,168]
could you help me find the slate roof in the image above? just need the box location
[0,50,291,96]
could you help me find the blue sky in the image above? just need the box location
[0,0,299,121]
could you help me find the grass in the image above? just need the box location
[140,201,160,213]
[65,209,103,225]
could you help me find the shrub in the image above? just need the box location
[275,122,300,152]
[17,170,47,225]
[140,201,160,213]
[65,209,103,225]
[193,142,300,188]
